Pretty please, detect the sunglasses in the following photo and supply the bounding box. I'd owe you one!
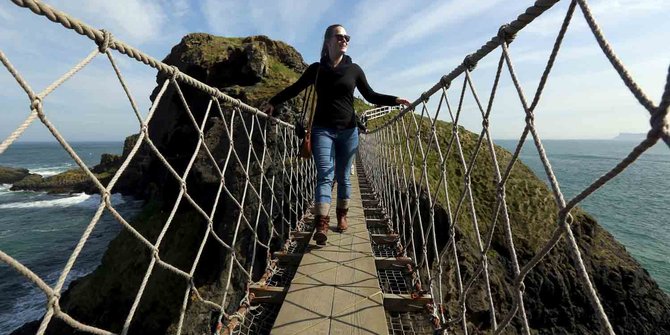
[333,34,351,43]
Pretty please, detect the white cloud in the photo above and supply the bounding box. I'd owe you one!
[31,0,169,45]
[1,0,667,142]
[202,0,335,44]
[525,0,670,36]
[357,0,504,67]
[347,0,416,45]
[160,0,191,18]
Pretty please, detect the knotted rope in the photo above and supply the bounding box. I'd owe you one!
[359,0,668,334]
[1,1,315,335]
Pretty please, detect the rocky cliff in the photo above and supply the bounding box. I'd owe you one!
[10,33,670,335]
[399,120,670,334]
[11,33,310,335]
[0,166,32,184]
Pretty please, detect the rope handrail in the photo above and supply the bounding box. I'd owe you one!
[1,0,668,334]
[367,0,561,134]
[359,0,668,333]
[1,1,316,334]
[6,0,293,134]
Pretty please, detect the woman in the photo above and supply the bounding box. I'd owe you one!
[263,24,410,245]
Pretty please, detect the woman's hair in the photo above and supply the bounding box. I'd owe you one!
[321,24,343,59]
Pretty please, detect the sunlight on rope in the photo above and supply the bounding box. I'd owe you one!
[359,0,669,334]
[1,0,668,334]
[1,1,316,335]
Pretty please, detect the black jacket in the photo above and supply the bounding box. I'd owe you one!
[269,55,397,129]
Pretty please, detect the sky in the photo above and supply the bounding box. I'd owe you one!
[0,0,668,142]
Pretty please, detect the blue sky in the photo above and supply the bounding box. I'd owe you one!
[0,0,668,141]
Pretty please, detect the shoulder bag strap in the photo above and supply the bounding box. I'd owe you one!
[305,65,320,129]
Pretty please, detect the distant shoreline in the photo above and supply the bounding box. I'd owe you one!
[494,137,646,141]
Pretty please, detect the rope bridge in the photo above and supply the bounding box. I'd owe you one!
[0,0,668,335]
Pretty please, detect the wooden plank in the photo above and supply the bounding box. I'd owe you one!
[383,293,433,312]
[272,252,302,265]
[271,283,334,335]
[374,256,413,270]
[272,192,347,334]
[272,171,389,335]
[370,233,400,244]
[326,176,388,335]
[248,285,287,304]
[290,231,313,239]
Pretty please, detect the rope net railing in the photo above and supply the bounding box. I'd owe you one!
[1,0,668,334]
[0,1,317,334]
[359,0,669,334]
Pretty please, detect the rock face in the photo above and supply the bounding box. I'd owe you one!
[8,136,142,195]
[0,166,31,183]
[10,34,670,335]
[397,121,670,334]
[10,34,310,335]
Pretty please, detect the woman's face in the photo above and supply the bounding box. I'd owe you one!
[328,26,349,57]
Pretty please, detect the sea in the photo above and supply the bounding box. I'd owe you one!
[0,140,668,334]
[496,139,669,295]
[0,142,143,334]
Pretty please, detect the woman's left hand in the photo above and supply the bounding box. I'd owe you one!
[396,97,411,107]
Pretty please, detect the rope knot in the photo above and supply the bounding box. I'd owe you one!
[497,24,516,44]
[481,118,490,129]
[30,96,43,111]
[152,248,160,260]
[462,54,478,71]
[463,175,471,185]
[140,122,149,134]
[525,112,535,125]
[101,191,111,205]
[440,75,451,89]
[229,311,245,323]
[97,29,113,53]
[650,104,669,137]
[47,292,61,310]
[496,183,505,197]
[420,92,430,103]
[168,65,180,80]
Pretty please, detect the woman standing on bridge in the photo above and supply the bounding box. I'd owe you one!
[263,24,410,245]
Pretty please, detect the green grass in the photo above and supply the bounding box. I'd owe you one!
[367,111,633,269]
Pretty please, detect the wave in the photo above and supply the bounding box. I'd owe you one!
[0,184,11,192]
[0,268,91,333]
[0,193,127,209]
[30,164,73,177]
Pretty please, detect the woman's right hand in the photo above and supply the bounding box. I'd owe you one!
[396,97,412,107]
[262,103,275,116]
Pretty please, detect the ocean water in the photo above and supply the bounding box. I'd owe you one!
[496,139,669,295]
[0,142,143,334]
[0,140,667,333]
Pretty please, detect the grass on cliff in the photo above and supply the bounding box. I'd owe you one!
[365,111,629,268]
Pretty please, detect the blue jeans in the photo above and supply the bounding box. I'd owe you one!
[311,126,359,206]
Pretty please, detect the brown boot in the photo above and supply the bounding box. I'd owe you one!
[336,208,348,232]
[313,215,329,245]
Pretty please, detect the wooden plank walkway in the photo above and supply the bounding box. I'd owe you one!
[272,173,388,335]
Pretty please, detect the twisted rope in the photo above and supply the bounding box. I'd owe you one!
[359,0,668,334]
[2,0,668,334]
[1,2,316,335]
[368,0,561,133]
